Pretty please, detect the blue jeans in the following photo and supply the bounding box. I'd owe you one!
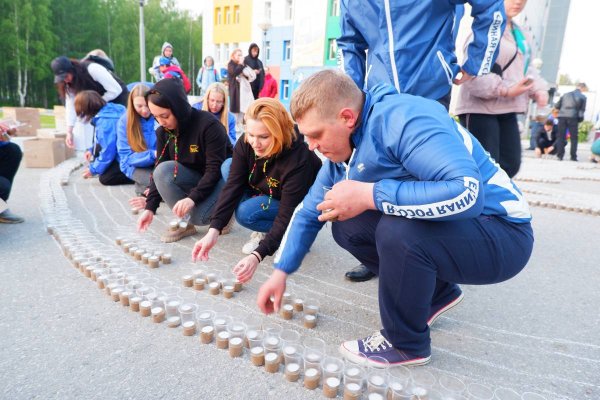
[153,160,225,226]
[221,157,280,233]
[332,210,533,357]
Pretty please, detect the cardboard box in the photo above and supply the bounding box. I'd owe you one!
[24,138,68,168]
[53,105,67,131]
[37,128,67,139]
[2,107,40,136]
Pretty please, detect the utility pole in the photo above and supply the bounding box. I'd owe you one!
[139,0,147,83]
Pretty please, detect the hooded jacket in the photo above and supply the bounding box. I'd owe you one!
[145,78,233,213]
[338,0,506,101]
[116,113,157,179]
[210,135,322,259]
[150,42,181,81]
[88,103,126,175]
[244,43,265,99]
[273,84,531,274]
[454,22,548,116]
[259,73,278,98]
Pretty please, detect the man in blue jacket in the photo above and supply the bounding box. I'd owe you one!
[338,0,506,282]
[256,70,533,366]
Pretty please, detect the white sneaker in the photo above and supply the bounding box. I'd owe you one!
[242,232,265,255]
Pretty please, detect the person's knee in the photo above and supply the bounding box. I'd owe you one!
[221,158,232,182]
[153,161,176,186]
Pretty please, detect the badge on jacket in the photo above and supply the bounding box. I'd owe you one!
[190,145,199,153]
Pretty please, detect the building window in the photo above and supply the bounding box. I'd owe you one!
[215,7,222,25]
[282,80,290,100]
[234,5,240,23]
[224,6,231,24]
[232,43,239,52]
[222,44,229,63]
[331,0,340,17]
[265,41,271,61]
[328,38,337,60]
[283,40,291,61]
[215,44,221,63]
[285,0,293,20]
[264,1,272,20]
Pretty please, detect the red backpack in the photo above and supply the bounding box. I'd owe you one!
[164,66,192,94]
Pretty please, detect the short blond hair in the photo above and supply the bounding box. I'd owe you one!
[245,98,296,157]
[290,69,362,121]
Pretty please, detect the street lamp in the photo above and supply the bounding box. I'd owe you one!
[257,19,272,64]
[139,0,147,83]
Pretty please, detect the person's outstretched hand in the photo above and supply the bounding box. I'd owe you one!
[257,269,287,314]
[233,255,260,283]
[129,196,147,210]
[173,197,194,218]
[191,228,220,262]
[137,210,154,232]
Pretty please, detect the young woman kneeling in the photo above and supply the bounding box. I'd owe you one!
[137,78,232,242]
[192,98,322,282]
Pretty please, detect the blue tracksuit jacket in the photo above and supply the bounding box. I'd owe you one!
[88,103,126,175]
[338,0,506,100]
[273,84,531,274]
[116,113,157,179]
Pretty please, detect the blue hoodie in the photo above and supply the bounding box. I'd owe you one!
[88,103,126,175]
[116,113,157,179]
[338,0,505,100]
[273,84,531,274]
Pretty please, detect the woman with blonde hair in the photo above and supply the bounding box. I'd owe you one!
[192,98,322,283]
[116,83,157,197]
[193,82,237,144]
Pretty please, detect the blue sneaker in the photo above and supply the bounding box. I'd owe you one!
[428,291,464,327]
[339,331,431,367]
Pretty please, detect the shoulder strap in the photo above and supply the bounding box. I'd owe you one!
[502,45,519,74]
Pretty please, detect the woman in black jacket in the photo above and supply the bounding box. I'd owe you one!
[192,98,322,283]
[137,78,232,242]
[244,43,265,100]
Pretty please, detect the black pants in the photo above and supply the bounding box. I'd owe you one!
[331,210,533,356]
[536,136,555,154]
[459,113,521,178]
[556,117,579,160]
[0,143,22,201]
[99,160,134,186]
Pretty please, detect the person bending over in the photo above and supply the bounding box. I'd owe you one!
[192,98,321,283]
[257,70,533,367]
[137,78,232,243]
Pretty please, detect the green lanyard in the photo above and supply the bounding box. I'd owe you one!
[511,24,530,74]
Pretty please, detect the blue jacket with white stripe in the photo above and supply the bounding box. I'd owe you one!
[273,84,531,274]
[88,103,126,176]
[338,0,505,101]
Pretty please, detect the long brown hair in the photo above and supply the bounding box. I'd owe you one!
[126,84,152,152]
[202,82,229,137]
[56,59,100,100]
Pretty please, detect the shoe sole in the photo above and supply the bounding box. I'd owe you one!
[427,292,464,327]
[0,218,24,224]
[160,227,196,243]
[338,343,431,366]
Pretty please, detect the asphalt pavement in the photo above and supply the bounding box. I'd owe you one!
[0,144,598,400]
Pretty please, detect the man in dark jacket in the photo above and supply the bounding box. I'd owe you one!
[244,43,265,99]
[554,82,588,161]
